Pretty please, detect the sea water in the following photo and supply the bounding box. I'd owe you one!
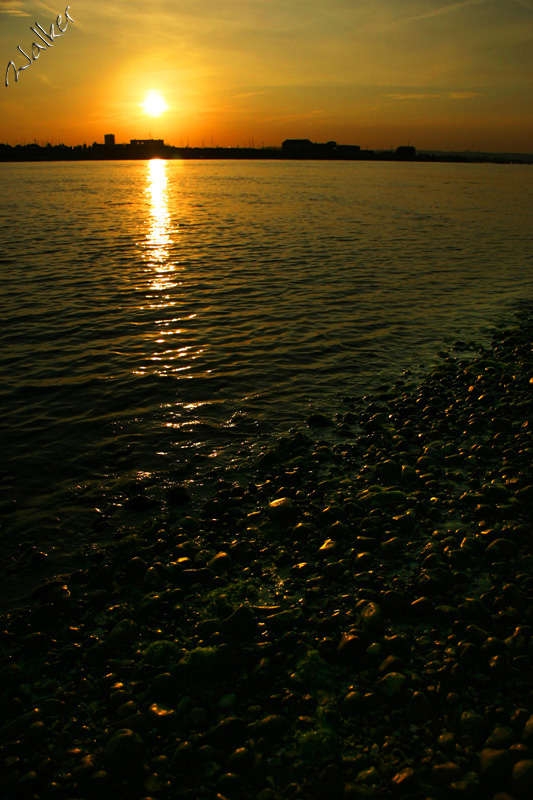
[1,158,532,604]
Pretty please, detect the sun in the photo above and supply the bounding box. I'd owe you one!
[141,90,168,117]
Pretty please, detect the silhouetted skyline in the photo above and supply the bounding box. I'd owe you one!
[1,1,532,153]
[1,136,531,164]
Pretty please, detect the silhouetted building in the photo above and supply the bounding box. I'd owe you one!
[336,144,361,156]
[396,145,416,159]
[282,139,315,152]
[104,134,115,146]
[130,139,164,147]
[282,139,361,158]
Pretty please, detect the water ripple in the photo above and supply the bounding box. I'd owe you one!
[1,159,532,600]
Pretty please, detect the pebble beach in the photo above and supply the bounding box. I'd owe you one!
[2,308,533,800]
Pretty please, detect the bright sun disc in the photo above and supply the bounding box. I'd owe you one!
[141,91,168,117]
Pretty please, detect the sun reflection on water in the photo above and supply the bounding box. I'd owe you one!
[145,159,176,292]
[136,160,204,380]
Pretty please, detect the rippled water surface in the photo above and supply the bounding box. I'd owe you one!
[1,159,532,601]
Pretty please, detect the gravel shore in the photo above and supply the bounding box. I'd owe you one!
[2,309,533,800]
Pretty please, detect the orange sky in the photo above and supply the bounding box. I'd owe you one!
[1,0,532,152]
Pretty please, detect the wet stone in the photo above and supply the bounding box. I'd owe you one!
[410,596,434,617]
[485,538,517,559]
[84,770,110,797]
[381,537,402,556]
[218,772,244,796]
[376,672,406,698]
[142,639,181,667]
[267,497,296,525]
[437,731,455,753]
[150,672,178,704]
[400,464,416,484]
[315,764,344,799]
[431,762,463,785]
[515,485,533,504]
[319,538,338,555]
[180,644,235,682]
[248,714,288,741]
[375,459,400,484]
[147,703,178,729]
[125,494,157,512]
[408,691,430,723]
[342,691,364,717]
[307,412,332,427]
[208,716,247,746]
[479,748,512,786]
[391,767,416,790]
[220,604,258,639]
[172,741,197,770]
[448,771,483,799]
[104,729,144,775]
[510,760,533,800]
[180,567,215,587]
[207,551,233,573]
[337,634,364,666]
[356,766,381,785]
[107,618,138,648]
[264,608,303,632]
[359,602,384,636]
[521,713,533,746]
[378,654,404,674]
[485,726,516,749]
[166,484,192,505]
[460,710,488,745]
[117,700,136,720]
[21,631,51,654]
[143,565,163,591]
[226,746,254,774]
[218,693,237,711]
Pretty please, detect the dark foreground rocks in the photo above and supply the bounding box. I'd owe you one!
[2,311,533,800]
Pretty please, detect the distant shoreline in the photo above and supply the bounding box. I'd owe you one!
[1,142,532,165]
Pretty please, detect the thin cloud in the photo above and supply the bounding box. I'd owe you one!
[261,109,324,123]
[398,0,494,25]
[231,91,270,99]
[35,72,58,89]
[386,91,482,100]
[448,91,483,99]
[0,1,30,16]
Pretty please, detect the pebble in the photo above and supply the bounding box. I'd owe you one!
[376,672,406,697]
[432,762,463,785]
[107,618,138,648]
[520,713,533,746]
[359,602,384,635]
[479,748,512,785]
[104,729,144,775]
[3,312,533,800]
[510,760,533,800]
[267,497,297,524]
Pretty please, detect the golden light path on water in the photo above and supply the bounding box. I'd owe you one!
[145,158,175,290]
[137,159,184,379]
[140,160,206,434]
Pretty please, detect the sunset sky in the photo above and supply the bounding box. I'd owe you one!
[1,0,532,152]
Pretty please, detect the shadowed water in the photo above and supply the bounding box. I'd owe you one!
[1,158,532,602]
